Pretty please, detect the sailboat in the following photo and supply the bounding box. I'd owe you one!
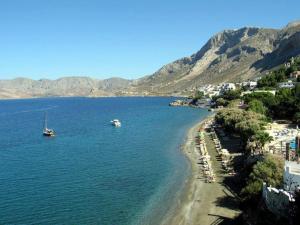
[43,112,55,137]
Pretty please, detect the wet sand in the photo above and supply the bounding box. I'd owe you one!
[162,117,240,225]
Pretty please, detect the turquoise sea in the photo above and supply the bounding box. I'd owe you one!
[0,97,209,225]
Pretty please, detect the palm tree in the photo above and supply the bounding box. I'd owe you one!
[252,131,273,154]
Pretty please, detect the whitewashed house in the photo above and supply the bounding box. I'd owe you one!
[262,160,300,218]
[262,183,294,218]
[242,81,257,90]
[284,161,300,191]
[278,80,295,89]
[220,83,236,93]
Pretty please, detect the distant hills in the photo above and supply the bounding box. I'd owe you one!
[1,21,300,98]
[0,77,132,98]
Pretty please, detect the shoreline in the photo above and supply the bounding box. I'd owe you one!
[0,95,187,101]
[161,114,240,225]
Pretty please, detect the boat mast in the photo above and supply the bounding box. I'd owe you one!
[44,112,47,130]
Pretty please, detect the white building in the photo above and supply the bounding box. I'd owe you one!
[242,81,257,90]
[220,83,236,93]
[262,183,294,218]
[278,80,295,89]
[207,91,221,98]
[284,161,300,191]
[241,90,276,97]
[262,160,300,218]
[197,85,221,98]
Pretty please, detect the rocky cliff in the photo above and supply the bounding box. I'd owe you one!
[130,21,300,95]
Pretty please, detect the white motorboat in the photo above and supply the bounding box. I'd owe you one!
[111,119,121,127]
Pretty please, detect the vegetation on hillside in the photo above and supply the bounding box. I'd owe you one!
[214,57,300,225]
[257,56,300,89]
[243,84,300,125]
[257,68,287,88]
[241,154,284,200]
[212,89,242,107]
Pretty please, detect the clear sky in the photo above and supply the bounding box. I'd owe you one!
[0,0,299,80]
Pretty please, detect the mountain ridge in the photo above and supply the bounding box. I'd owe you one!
[0,77,133,98]
[1,21,300,98]
[131,21,300,95]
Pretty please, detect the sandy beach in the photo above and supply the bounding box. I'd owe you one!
[162,117,240,225]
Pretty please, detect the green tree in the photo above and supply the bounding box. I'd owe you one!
[215,108,244,130]
[215,97,228,107]
[247,99,267,115]
[242,154,284,200]
[227,99,241,108]
[295,83,300,99]
[216,108,266,134]
[222,89,242,100]
[190,90,204,105]
[275,88,296,118]
[252,131,273,154]
[235,119,264,143]
[216,109,269,151]
[194,90,204,100]
[257,73,277,88]
[243,92,278,116]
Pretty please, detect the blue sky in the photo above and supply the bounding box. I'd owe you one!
[0,0,299,80]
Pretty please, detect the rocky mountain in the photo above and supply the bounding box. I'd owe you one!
[130,21,300,95]
[1,21,300,98]
[0,77,132,98]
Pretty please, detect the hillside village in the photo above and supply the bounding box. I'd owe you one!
[171,56,300,224]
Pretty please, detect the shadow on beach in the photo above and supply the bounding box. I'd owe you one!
[214,193,240,211]
[209,213,244,225]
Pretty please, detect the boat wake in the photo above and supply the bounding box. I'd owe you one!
[0,105,58,117]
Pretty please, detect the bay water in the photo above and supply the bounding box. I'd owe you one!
[0,97,209,225]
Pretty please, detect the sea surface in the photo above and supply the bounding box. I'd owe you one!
[0,97,209,225]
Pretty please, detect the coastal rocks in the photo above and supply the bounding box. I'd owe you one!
[169,99,190,106]
[169,98,211,108]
